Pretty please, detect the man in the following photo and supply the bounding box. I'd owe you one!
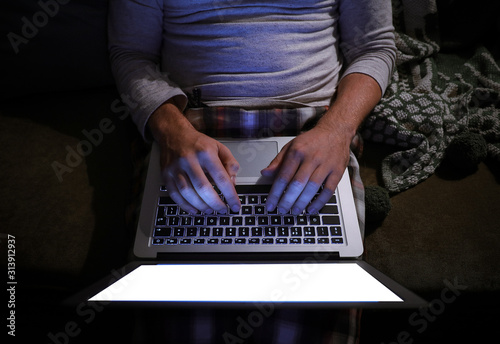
[108,0,396,218]
[108,0,395,341]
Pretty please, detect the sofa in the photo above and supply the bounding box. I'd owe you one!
[1,0,499,343]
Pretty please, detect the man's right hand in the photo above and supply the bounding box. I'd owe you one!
[148,100,241,215]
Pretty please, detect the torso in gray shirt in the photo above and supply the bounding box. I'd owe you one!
[108,0,396,136]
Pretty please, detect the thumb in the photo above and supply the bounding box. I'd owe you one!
[261,149,285,177]
[218,143,240,183]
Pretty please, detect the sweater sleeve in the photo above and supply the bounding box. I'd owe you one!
[108,0,187,140]
[338,0,397,95]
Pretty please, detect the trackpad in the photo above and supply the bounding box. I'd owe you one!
[222,141,279,180]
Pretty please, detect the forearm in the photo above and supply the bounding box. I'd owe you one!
[317,72,382,142]
[108,0,187,140]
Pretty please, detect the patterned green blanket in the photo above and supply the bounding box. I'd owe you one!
[361,0,500,193]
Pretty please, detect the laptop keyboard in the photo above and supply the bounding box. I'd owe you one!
[151,185,344,246]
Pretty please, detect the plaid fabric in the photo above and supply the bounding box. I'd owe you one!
[184,106,329,138]
[133,107,365,344]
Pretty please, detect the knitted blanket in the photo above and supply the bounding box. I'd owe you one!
[360,0,500,193]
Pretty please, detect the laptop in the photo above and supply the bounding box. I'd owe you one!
[66,137,426,308]
[134,137,364,259]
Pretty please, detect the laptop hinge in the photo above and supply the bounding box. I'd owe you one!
[156,251,341,262]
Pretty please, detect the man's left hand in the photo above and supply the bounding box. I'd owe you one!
[261,123,352,215]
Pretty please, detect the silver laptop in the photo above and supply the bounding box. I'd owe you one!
[66,136,426,307]
[134,136,364,259]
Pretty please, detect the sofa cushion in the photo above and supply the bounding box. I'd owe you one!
[0,88,135,291]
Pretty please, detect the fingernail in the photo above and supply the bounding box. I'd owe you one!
[231,204,240,213]
[266,202,275,212]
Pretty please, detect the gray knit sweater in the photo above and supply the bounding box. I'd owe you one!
[108,0,396,138]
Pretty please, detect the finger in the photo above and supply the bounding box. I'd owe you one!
[182,156,228,214]
[290,178,323,215]
[265,149,301,212]
[276,162,318,214]
[307,172,342,214]
[260,141,289,177]
[215,144,241,212]
[163,171,203,215]
[167,171,213,214]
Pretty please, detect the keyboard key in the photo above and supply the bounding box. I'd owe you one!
[181,217,192,226]
[208,238,219,244]
[159,196,175,205]
[152,238,164,245]
[168,216,180,226]
[265,227,276,236]
[270,216,281,225]
[213,228,223,236]
[290,238,301,244]
[277,227,289,236]
[322,216,341,225]
[276,238,287,244]
[187,228,197,236]
[200,228,210,236]
[166,238,177,244]
[180,239,191,244]
[221,238,232,244]
[207,217,218,226]
[332,238,344,244]
[318,238,329,244]
[320,205,338,214]
[232,217,243,226]
[235,238,246,244]
[309,215,320,225]
[291,227,302,236]
[242,206,253,215]
[260,195,267,203]
[194,217,205,226]
[297,216,307,225]
[304,238,316,244]
[251,228,263,236]
[242,217,254,226]
[255,206,265,215]
[173,228,184,236]
[248,195,259,204]
[219,217,230,226]
[194,239,205,244]
[317,226,329,236]
[154,227,171,237]
[262,238,274,244]
[330,226,342,236]
[249,238,260,244]
[155,216,166,226]
[258,216,269,225]
[225,227,236,236]
[304,227,315,236]
[238,195,246,204]
[238,227,249,236]
[284,216,294,225]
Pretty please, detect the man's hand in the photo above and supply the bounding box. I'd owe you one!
[148,101,241,214]
[261,122,351,215]
[262,72,383,215]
